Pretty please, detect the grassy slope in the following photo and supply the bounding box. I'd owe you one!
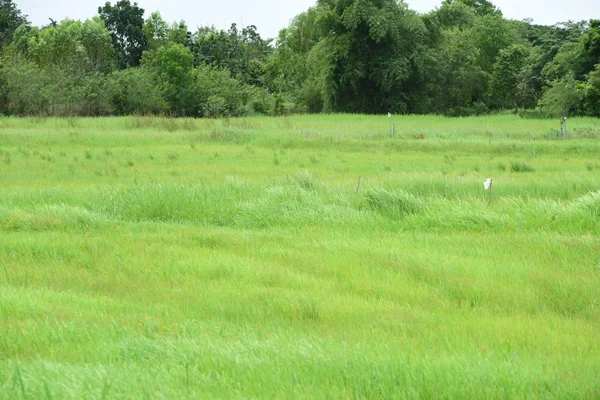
[0,114,599,399]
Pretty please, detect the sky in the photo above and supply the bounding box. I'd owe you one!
[18,0,600,39]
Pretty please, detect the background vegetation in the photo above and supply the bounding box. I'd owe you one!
[0,0,599,118]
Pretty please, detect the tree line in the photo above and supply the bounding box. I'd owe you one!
[0,0,598,118]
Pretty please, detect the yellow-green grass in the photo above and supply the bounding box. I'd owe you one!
[1,114,599,399]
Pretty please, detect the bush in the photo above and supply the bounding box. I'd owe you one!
[296,78,324,113]
[518,110,555,119]
[203,95,228,118]
[108,68,164,115]
[152,43,195,116]
[0,60,116,116]
[251,97,269,115]
[472,101,490,116]
[195,64,250,117]
[0,59,51,115]
[445,107,473,117]
[272,93,285,116]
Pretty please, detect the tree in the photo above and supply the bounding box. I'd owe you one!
[576,20,600,79]
[98,0,147,69]
[442,0,502,18]
[190,24,243,72]
[142,12,192,65]
[436,27,488,113]
[584,63,600,117]
[81,18,117,73]
[515,46,545,109]
[151,43,194,115]
[436,0,477,29]
[265,8,324,112]
[143,11,169,52]
[0,59,50,115]
[471,13,515,73]
[189,23,271,86]
[543,41,579,81]
[539,73,583,117]
[0,0,28,49]
[302,0,428,113]
[239,25,272,86]
[9,19,114,73]
[194,64,250,117]
[108,67,163,114]
[3,18,116,116]
[168,21,191,48]
[490,44,529,111]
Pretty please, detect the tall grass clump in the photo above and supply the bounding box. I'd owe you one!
[388,177,472,200]
[206,127,247,144]
[95,183,246,226]
[234,172,371,228]
[235,185,332,228]
[284,171,320,191]
[0,204,109,232]
[363,188,422,219]
[511,161,535,173]
[125,115,156,129]
[569,191,600,218]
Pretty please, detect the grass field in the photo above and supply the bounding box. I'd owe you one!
[1,114,600,399]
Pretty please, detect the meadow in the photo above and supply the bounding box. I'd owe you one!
[1,114,599,399]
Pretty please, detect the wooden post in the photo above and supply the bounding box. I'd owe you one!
[392,123,395,138]
[488,180,493,205]
[356,176,362,194]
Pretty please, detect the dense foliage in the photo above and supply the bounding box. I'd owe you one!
[0,0,598,117]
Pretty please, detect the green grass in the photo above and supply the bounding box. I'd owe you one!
[1,114,599,399]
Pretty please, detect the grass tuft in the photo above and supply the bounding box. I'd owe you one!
[364,188,422,219]
[510,161,535,173]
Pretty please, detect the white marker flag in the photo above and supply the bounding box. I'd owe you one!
[388,113,391,118]
[484,178,492,191]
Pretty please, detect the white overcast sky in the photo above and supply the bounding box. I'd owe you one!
[18,0,600,38]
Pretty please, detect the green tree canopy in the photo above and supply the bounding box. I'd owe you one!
[143,11,169,52]
[584,63,600,117]
[539,72,583,117]
[442,0,502,17]
[490,44,529,111]
[300,0,429,113]
[10,18,114,73]
[151,42,194,115]
[0,0,28,49]
[576,20,600,79]
[0,0,598,118]
[98,0,147,69]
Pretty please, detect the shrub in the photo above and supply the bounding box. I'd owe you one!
[203,95,229,118]
[472,101,489,116]
[108,68,164,115]
[272,93,285,116]
[195,64,250,117]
